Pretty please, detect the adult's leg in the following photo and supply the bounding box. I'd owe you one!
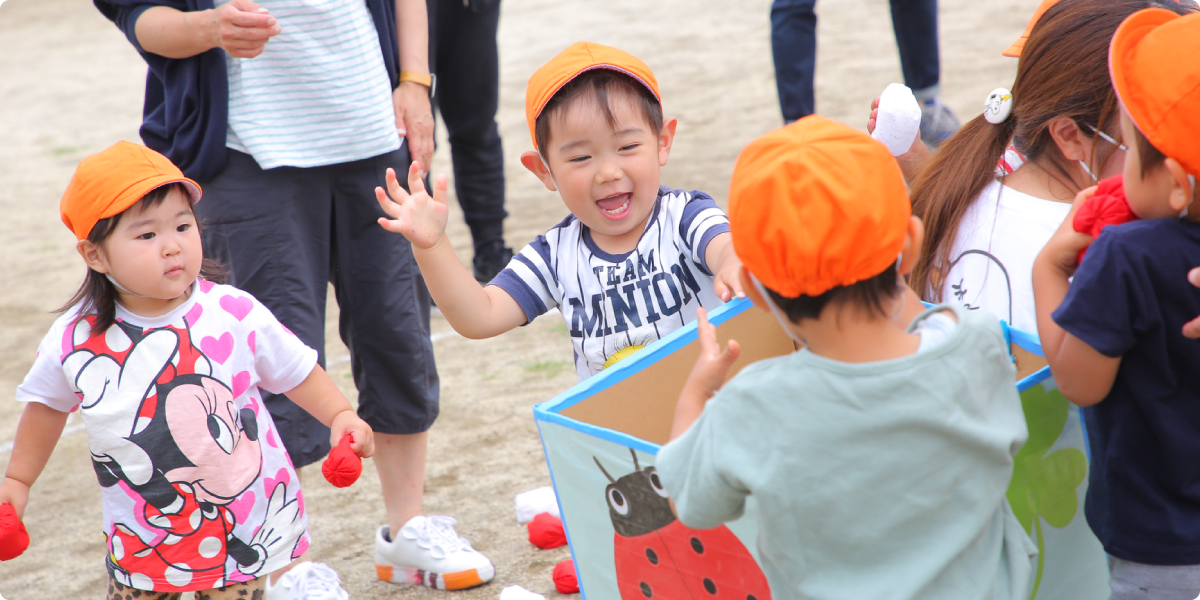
[195,151,334,468]
[328,146,439,534]
[433,0,509,280]
[770,0,818,122]
[888,0,939,96]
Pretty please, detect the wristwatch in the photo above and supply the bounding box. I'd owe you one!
[399,71,437,97]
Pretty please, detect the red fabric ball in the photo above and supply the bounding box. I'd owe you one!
[527,512,567,549]
[1073,174,1138,263]
[321,434,362,488]
[0,504,30,561]
[553,559,579,594]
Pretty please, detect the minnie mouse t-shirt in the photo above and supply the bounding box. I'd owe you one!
[15,280,316,592]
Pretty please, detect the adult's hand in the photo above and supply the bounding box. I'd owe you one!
[208,0,281,59]
[393,81,435,175]
[1184,267,1200,338]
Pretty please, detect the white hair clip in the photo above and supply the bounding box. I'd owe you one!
[983,88,1013,125]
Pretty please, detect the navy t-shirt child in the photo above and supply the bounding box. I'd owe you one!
[1054,218,1200,565]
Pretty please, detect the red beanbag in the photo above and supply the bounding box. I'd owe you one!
[321,434,362,488]
[553,559,579,594]
[0,504,30,561]
[527,512,567,549]
[1073,174,1138,263]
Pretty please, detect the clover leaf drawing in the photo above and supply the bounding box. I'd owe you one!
[1005,381,1087,599]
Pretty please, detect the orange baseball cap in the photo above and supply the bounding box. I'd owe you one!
[60,141,201,241]
[525,41,661,151]
[728,116,910,298]
[1110,8,1200,178]
[1002,0,1060,58]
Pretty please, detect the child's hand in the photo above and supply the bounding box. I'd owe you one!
[0,477,30,521]
[375,161,450,251]
[1184,267,1200,339]
[1037,185,1098,278]
[683,308,741,401]
[713,252,745,302]
[330,411,375,459]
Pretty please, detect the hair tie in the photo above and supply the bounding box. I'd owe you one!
[983,88,1014,124]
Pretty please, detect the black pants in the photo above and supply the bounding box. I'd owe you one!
[771,0,940,122]
[429,0,507,253]
[196,148,440,467]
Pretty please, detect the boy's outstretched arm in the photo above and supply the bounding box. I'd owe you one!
[704,233,745,302]
[0,403,70,519]
[376,162,527,339]
[285,365,375,458]
[669,308,740,441]
[1032,187,1121,407]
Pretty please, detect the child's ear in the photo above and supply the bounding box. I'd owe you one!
[898,216,925,275]
[738,266,769,312]
[1164,157,1195,214]
[520,151,558,192]
[658,117,679,167]
[76,239,109,274]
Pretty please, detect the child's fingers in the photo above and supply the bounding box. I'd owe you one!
[870,96,880,110]
[695,307,720,355]
[430,174,449,206]
[1189,266,1200,288]
[382,167,411,205]
[406,161,427,197]
[719,339,741,368]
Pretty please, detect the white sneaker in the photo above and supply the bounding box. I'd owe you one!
[264,561,349,600]
[374,516,496,590]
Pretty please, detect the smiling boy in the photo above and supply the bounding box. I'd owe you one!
[375,42,742,380]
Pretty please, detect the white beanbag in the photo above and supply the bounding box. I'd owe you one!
[871,83,922,156]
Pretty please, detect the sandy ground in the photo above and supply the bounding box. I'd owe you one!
[0,0,1037,597]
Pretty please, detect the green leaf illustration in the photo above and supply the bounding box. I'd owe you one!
[1004,381,1088,599]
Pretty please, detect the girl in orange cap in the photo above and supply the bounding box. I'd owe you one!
[1033,8,1200,597]
[0,142,374,599]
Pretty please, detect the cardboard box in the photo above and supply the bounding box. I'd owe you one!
[534,298,1108,599]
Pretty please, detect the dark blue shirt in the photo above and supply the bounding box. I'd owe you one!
[1054,218,1200,564]
[93,0,400,181]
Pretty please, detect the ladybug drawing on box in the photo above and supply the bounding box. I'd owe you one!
[595,450,772,600]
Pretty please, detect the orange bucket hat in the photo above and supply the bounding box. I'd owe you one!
[728,116,910,298]
[1002,0,1060,58]
[61,141,201,241]
[1110,8,1200,178]
[525,41,661,152]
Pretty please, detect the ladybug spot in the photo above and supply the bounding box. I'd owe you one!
[645,548,658,565]
[703,578,717,595]
[640,581,652,598]
[748,596,758,600]
[690,537,704,554]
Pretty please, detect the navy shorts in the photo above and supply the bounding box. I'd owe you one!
[196,147,439,467]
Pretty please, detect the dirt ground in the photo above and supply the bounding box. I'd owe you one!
[0,0,1037,597]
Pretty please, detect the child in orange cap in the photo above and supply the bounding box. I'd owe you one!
[375,41,743,380]
[0,141,374,598]
[1032,8,1200,597]
[657,116,1036,599]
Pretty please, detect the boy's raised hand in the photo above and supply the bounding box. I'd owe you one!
[670,308,740,441]
[375,161,450,250]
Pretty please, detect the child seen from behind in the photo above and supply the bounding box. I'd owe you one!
[1032,9,1200,598]
[0,142,374,598]
[375,42,742,380]
[657,117,1036,599]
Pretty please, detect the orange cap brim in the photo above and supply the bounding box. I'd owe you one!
[1002,0,1060,58]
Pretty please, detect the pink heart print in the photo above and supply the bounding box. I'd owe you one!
[228,490,256,531]
[185,303,204,327]
[232,371,251,399]
[200,332,234,365]
[199,279,215,293]
[248,331,257,355]
[220,295,254,321]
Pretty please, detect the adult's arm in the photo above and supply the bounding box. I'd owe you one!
[134,0,279,59]
[393,0,435,172]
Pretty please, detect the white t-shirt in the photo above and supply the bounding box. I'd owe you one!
[219,0,400,169]
[16,280,316,592]
[941,179,1071,333]
[491,186,730,380]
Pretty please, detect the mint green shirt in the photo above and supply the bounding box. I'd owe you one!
[657,304,1036,599]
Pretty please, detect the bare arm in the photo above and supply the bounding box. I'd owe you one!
[376,163,527,338]
[704,233,744,302]
[1032,188,1121,406]
[134,0,279,60]
[0,403,70,519]
[285,366,375,457]
[392,0,435,172]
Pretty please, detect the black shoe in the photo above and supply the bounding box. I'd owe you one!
[473,243,514,284]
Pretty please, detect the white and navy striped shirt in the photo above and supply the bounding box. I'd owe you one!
[492,186,731,381]
[219,0,401,169]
